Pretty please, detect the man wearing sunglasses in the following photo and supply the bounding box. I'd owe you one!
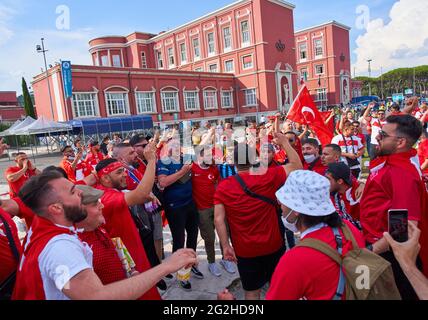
[360,114,427,300]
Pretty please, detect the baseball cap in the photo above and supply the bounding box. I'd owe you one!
[76,185,104,205]
[326,162,352,186]
[275,170,336,216]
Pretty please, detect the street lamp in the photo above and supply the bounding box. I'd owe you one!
[36,38,55,120]
[367,59,372,96]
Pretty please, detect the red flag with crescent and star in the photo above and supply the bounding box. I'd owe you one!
[287,85,333,146]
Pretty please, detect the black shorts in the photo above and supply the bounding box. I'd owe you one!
[237,247,285,292]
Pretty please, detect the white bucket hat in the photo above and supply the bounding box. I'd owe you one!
[275,170,336,216]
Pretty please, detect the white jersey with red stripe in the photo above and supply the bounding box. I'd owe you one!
[331,134,364,169]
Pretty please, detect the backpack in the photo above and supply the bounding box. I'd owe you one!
[297,223,401,300]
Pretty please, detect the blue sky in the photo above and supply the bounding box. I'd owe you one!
[1,0,427,93]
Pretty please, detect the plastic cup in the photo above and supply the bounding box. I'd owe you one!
[176,267,191,282]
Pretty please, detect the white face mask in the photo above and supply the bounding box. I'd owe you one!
[303,154,317,164]
[281,210,299,233]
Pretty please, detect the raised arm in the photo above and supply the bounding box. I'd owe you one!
[124,143,157,207]
[273,133,303,176]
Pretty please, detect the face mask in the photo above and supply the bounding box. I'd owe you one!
[67,156,75,162]
[303,154,317,164]
[281,210,299,233]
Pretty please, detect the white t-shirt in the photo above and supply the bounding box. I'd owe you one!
[331,134,364,169]
[38,232,93,300]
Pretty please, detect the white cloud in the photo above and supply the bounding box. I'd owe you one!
[353,0,428,76]
[0,4,16,45]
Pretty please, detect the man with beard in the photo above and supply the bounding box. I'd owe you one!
[94,143,163,299]
[360,114,427,300]
[12,171,197,300]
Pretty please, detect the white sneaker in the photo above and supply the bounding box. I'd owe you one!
[208,263,222,277]
[220,259,236,274]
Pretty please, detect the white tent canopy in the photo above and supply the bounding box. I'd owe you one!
[12,116,72,135]
[0,116,36,137]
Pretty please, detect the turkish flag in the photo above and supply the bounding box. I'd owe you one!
[320,111,335,134]
[287,85,333,146]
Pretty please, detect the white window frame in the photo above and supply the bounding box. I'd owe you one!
[156,50,164,69]
[314,38,324,59]
[300,68,308,82]
[112,54,121,67]
[223,26,232,52]
[315,64,324,75]
[135,91,157,114]
[193,37,201,60]
[221,90,233,109]
[194,67,204,72]
[207,32,215,56]
[209,64,218,73]
[101,55,109,67]
[105,92,130,116]
[203,90,218,110]
[183,91,200,111]
[167,47,175,68]
[299,42,307,62]
[240,20,250,47]
[141,52,147,68]
[179,43,187,64]
[244,88,257,107]
[316,88,327,102]
[72,92,100,119]
[161,90,180,113]
[224,59,234,73]
[242,54,253,70]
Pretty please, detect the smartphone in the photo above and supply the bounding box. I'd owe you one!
[388,209,408,243]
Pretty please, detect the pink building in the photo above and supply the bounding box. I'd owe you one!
[0,91,25,122]
[32,0,357,126]
[295,21,359,107]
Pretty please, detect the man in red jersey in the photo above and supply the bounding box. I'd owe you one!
[360,114,428,300]
[85,141,105,170]
[301,138,327,176]
[192,147,236,277]
[5,152,40,197]
[214,133,302,300]
[59,146,92,184]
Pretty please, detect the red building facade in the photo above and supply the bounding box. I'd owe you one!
[32,0,359,125]
[0,91,25,122]
[295,21,360,107]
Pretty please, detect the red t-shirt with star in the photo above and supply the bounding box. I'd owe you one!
[191,163,219,210]
[266,220,365,300]
[95,185,160,299]
[214,166,286,258]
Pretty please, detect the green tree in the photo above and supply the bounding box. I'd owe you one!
[21,77,36,118]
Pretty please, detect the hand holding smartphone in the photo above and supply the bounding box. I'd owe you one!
[388,209,409,243]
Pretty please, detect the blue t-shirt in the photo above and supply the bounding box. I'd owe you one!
[157,158,193,209]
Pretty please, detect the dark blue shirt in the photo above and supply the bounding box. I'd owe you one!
[157,158,193,209]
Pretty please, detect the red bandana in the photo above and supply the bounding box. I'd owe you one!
[97,162,123,178]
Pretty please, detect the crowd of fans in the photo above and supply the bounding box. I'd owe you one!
[0,96,428,300]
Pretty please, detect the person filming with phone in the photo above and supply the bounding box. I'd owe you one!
[360,114,426,300]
